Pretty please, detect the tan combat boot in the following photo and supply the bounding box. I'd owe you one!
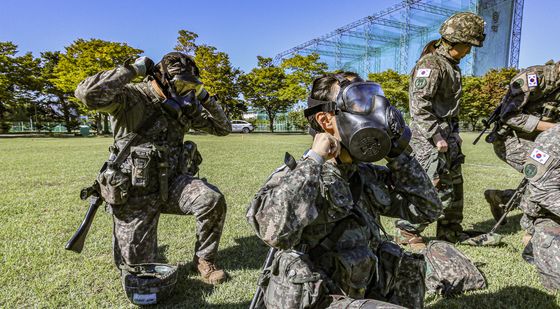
[484,189,508,225]
[193,256,228,285]
[395,228,426,251]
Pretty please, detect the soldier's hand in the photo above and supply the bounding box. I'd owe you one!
[131,56,155,77]
[312,133,340,161]
[433,133,448,153]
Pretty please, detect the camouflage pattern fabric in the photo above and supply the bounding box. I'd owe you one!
[247,151,442,308]
[328,296,406,309]
[424,240,486,296]
[492,135,535,173]
[75,65,231,268]
[439,12,485,47]
[396,44,463,237]
[520,125,560,290]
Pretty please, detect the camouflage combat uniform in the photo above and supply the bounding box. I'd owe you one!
[396,44,465,239]
[75,64,231,267]
[520,125,560,290]
[494,60,560,173]
[490,61,560,229]
[247,151,442,308]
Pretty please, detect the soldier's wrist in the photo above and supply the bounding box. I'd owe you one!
[303,149,325,165]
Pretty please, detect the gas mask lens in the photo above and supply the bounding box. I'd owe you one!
[341,82,384,114]
[172,77,203,96]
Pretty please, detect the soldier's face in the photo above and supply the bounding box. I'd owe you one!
[449,43,472,60]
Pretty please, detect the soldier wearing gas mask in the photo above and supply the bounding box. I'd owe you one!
[484,60,560,242]
[74,52,231,303]
[246,73,442,309]
[395,12,486,246]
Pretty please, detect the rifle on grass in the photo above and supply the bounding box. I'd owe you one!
[65,181,103,253]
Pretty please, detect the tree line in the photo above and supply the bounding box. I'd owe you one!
[0,29,518,134]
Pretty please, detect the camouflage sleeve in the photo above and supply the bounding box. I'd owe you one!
[500,71,540,133]
[246,159,322,249]
[74,66,137,115]
[191,94,232,136]
[382,152,443,224]
[409,57,444,139]
[525,166,560,218]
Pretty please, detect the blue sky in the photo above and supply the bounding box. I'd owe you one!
[0,0,557,72]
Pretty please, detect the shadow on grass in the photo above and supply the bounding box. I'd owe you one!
[217,235,270,272]
[428,286,559,309]
[471,213,524,236]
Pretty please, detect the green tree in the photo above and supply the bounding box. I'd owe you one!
[288,109,308,131]
[174,30,198,55]
[52,38,142,134]
[368,69,409,112]
[239,57,289,132]
[0,41,43,132]
[279,53,328,103]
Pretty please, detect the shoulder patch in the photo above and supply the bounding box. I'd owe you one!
[416,68,431,78]
[530,148,550,164]
[523,163,538,178]
[415,78,427,89]
[527,73,538,88]
[512,78,524,89]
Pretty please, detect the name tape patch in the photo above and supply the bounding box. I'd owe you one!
[530,148,550,165]
[133,293,157,305]
[416,68,431,78]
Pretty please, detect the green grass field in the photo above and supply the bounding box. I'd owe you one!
[1,133,559,308]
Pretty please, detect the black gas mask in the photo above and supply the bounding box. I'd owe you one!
[154,52,204,124]
[304,75,411,162]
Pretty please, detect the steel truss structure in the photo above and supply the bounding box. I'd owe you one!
[273,0,524,77]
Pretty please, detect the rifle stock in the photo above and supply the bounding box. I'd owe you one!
[65,195,103,253]
[249,247,278,309]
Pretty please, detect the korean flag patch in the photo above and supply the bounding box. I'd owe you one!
[530,148,550,164]
[416,68,431,78]
[527,73,538,88]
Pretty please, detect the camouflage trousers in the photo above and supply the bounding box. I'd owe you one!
[531,217,560,290]
[396,134,462,235]
[492,135,534,173]
[112,174,227,267]
[327,296,406,309]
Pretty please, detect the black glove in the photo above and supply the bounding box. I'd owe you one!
[130,56,155,77]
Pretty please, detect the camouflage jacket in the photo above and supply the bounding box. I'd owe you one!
[521,125,560,221]
[500,61,560,134]
[247,153,442,297]
[409,45,462,141]
[75,66,231,184]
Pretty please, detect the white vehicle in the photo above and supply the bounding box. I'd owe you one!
[231,120,254,133]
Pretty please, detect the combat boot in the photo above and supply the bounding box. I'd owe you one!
[436,223,470,243]
[193,256,228,285]
[395,228,426,251]
[484,189,514,224]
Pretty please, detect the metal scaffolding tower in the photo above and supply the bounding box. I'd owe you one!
[274,0,523,77]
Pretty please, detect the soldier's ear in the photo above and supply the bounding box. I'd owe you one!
[315,112,336,134]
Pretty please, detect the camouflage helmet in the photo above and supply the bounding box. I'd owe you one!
[121,263,178,305]
[439,12,486,47]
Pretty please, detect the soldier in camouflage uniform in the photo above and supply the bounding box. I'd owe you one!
[519,125,560,290]
[395,12,486,245]
[247,73,442,308]
[75,52,231,285]
[485,60,560,233]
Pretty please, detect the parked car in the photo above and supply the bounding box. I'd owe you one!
[231,120,254,133]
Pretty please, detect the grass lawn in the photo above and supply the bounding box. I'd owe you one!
[1,132,559,308]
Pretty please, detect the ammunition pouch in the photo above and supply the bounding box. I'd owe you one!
[542,103,560,122]
[130,146,156,188]
[181,140,203,175]
[264,250,326,309]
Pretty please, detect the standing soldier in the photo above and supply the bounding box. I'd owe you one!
[74,52,231,302]
[395,12,486,246]
[484,60,560,239]
[518,125,560,291]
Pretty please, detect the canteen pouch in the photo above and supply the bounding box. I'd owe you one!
[181,140,203,175]
[97,167,130,205]
[264,250,325,309]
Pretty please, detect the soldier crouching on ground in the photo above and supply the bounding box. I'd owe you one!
[484,60,560,245]
[246,72,443,308]
[74,52,231,291]
[519,125,560,290]
[395,12,486,247]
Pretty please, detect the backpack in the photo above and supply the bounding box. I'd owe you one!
[424,240,486,296]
